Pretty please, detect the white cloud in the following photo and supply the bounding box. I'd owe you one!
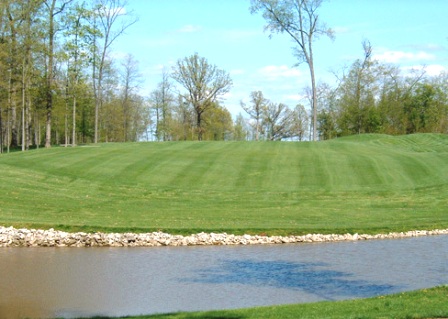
[230,69,246,76]
[405,43,447,52]
[178,25,202,33]
[258,65,302,80]
[402,64,446,77]
[284,94,305,102]
[373,50,435,63]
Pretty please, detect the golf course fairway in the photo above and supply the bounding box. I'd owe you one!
[0,133,447,235]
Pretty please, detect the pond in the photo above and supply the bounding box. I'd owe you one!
[0,235,447,319]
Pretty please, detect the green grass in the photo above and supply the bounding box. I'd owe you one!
[1,133,447,235]
[78,286,448,319]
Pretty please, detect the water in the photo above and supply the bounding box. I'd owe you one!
[0,235,447,319]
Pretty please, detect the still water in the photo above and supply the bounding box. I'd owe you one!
[0,235,447,319]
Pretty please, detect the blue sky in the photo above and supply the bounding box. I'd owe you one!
[112,0,448,116]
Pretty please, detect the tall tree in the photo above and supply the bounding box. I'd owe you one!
[119,53,140,142]
[19,0,40,151]
[0,0,7,152]
[336,41,385,135]
[241,90,267,141]
[172,95,195,141]
[62,1,97,146]
[43,0,73,148]
[5,1,21,149]
[250,0,334,141]
[150,70,174,141]
[291,103,308,140]
[233,113,249,141]
[171,53,232,141]
[92,0,137,143]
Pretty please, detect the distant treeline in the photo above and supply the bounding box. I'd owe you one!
[315,45,448,140]
[1,1,446,152]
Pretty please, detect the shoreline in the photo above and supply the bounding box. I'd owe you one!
[1,226,448,247]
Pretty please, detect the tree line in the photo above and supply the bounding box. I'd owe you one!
[316,40,448,140]
[1,0,446,152]
[0,0,143,152]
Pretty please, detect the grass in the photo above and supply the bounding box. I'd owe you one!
[78,286,448,319]
[0,133,447,235]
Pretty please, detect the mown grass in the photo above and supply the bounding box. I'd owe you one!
[79,286,448,319]
[0,133,447,235]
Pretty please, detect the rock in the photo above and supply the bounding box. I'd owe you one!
[0,225,447,248]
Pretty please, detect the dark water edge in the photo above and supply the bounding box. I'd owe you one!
[0,235,447,319]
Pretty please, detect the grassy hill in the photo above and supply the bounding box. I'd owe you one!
[0,134,447,235]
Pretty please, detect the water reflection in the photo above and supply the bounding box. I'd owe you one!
[0,235,446,319]
[182,260,398,300]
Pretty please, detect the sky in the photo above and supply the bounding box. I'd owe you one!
[111,0,448,116]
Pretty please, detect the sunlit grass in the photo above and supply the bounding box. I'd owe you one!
[80,286,448,319]
[0,133,447,235]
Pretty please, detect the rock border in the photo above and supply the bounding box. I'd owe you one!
[1,226,447,247]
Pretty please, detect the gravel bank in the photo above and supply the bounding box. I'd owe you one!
[1,226,447,247]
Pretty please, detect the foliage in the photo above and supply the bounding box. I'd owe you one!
[242,91,308,141]
[317,42,448,139]
[241,91,267,140]
[0,0,144,152]
[171,53,233,141]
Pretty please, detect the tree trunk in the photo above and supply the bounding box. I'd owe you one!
[26,95,31,150]
[310,61,318,141]
[197,110,203,141]
[10,102,18,148]
[0,106,3,153]
[45,0,56,148]
[72,96,76,146]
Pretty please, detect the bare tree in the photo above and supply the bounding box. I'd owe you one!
[171,53,232,141]
[120,53,140,142]
[92,0,137,143]
[262,102,300,140]
[292,104,308,140]
[150,70,174,141]
[241,91,268,141]
[250,0,334,141]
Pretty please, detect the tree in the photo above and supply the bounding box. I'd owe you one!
[291,104,308,140]
[404,83,447,133]
[62,1,98,146]
[43,0,74,148]
[262,102,300,140]
[241,90,267,141]
[5,1,21,149]
[171,53,232,141]
[233,113,249,141]
[92,0,137,143]
[0,0,7,152]
[3,0,42,151]
[250,0,334,141]
[335,41,384,135]
[119,53,140,142]
[171,95,195,141]
[150,70,174,141]
[202,102,233,140]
